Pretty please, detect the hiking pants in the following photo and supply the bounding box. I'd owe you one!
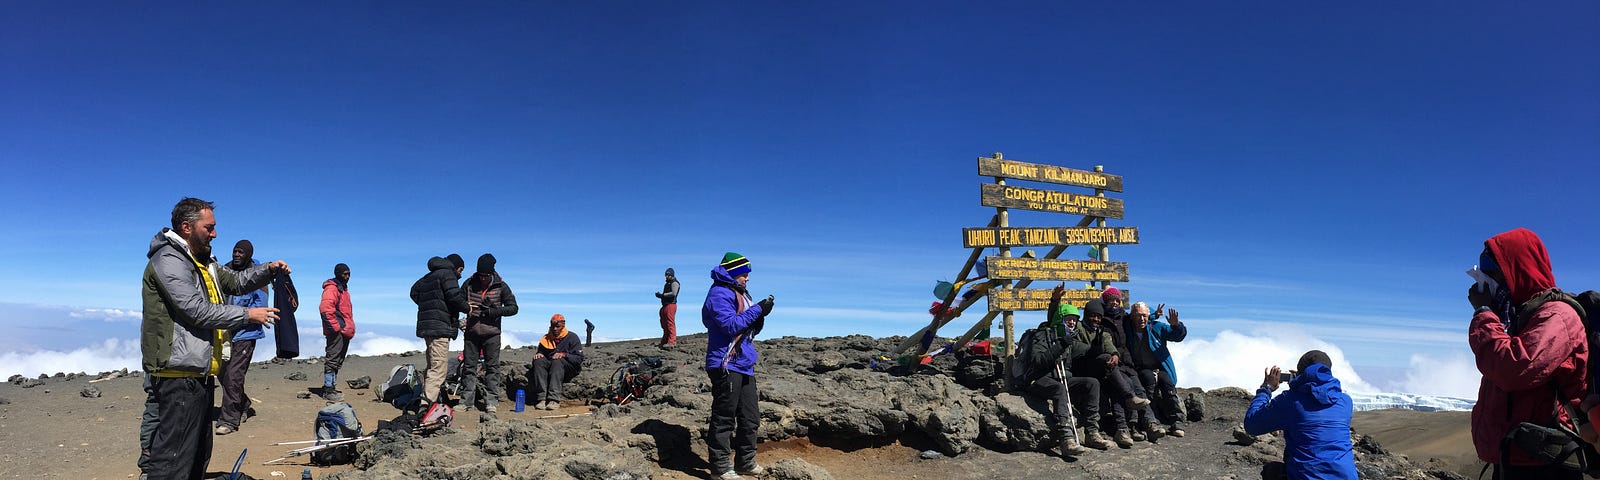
[423,337,451,403]
[218,339,256,429]
[529,356,568,403]
[1136,367,1184,429]
[707,368,759,473]
[461,332,502,406]
[323,333,349,379]
[659,303,678,346]
[139,376,157,474]
[1102,365,1152,432]
[148,376,214,480]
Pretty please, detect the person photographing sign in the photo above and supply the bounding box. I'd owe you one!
[702,252,772,479]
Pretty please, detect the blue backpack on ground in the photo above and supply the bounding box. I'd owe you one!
[311,402,362,466]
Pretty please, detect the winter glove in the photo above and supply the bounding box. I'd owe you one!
[757,296,775,317]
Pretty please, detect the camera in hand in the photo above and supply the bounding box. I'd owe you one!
[1279,371,1294,383]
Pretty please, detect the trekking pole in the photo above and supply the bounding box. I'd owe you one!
[533,412,594,420]
[1056,361,1079,444]
[272,437,356,446]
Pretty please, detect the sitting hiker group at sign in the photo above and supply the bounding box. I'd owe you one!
[1013,284,1189,455]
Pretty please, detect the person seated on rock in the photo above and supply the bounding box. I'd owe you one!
[1126,301,1188,438]
[527,314,584,410]
[1013,284,1113,456]
[1244,350,1357,480]
[1077,299,1151,448]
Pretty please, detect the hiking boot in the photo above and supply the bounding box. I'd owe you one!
[1113,430,1134,448]
[737,463,766,476]
[321,389,344,402]
[214,424,235,435]
[1144,422,1164,441]
[1168,426,1186,438]
[1123,396,1150,409]
[1082,431,1113,450]
[715,470,743,480]
[1129,430,1146,442]
[485,403,498,413]
[545,400,559,410]
[1059,437,1088,456]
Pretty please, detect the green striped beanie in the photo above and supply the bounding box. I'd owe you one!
[720,252,751,277]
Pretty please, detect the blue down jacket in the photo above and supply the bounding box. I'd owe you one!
[702,266,765,376]
[1244,363,1357,480]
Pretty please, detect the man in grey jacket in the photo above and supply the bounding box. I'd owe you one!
[656,267,680,348]
[141,197,288,480]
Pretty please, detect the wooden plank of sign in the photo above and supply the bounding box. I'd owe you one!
[987,288,1128,312]
[976,156,1124,192]
[984,256,1130,282]
[963,227,1139,248]
[980,183,1125,219]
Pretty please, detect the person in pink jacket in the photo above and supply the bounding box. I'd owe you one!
[319,263,355,401]
[1468,228,1588,480]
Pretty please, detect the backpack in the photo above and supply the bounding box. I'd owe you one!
[1010,325,1065,389]
[375,364,423,409]
[607,356,664,405]
[310,403,362,466]
[1496,290,1600,478]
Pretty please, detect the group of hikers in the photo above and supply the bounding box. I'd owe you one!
[131,195,1599,480]
[136,198,589,480]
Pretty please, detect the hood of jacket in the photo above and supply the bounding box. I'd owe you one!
[427,256,454,273]
[1289,363,1344,407]
[1486,228,1556,304]
[148,229,192,260]
[710,266,744,291]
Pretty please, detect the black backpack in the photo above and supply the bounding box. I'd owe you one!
[1010,325,1065,388]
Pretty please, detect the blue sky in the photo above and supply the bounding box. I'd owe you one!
[1,2,1595,397]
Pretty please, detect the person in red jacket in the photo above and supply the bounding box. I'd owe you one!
[319,263,355,401]
[1468,228,1588,480]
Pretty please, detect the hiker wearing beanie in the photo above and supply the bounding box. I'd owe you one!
[1014,284,1113,455]
[1078,298,1151,448]
[140,198,289,480]
[1467,228,1588,480]
[318,263,355,401]
[411,255,470,405]
[460,253,519,413]
[1127,301,1188,438]
[656,267,681,348]
[1245,350,1357,480]
[703,252,773,479]
[527,314,583,410]
[216,240,268,436]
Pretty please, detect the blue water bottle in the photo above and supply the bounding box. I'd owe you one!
[514,389,525,412]
[302,467,313,480]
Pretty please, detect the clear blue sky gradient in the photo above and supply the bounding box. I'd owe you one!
[2,2,1596,393]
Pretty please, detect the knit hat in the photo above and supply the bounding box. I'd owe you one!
[720,252,751,277]
[334,263,350,275]
[550,313,566,324]
[477,253,496,274]
[1101,287,1122,302]
[446,253,465,271]
[1083,299,1105,318]
[665,267,675,277]
[1055,303,1080,319]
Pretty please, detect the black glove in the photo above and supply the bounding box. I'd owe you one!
[655,292,663,298]
[757,296,775,317]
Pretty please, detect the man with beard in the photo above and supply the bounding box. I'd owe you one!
[141,197,288,480]
[461,253,519,415]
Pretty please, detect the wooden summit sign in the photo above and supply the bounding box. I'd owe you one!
[985,256,1129,282]
[980,183,1125,219]
[978,156,1124,192]
[988,287,1126,312]
[963,226,1139,248]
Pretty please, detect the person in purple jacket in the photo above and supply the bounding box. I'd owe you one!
[702,252,773,480]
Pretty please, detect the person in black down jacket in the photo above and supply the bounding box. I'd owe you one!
[411,255,469,405]
[460,253,519,414]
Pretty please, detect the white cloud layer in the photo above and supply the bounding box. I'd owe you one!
[0,338,142,377]
[1170,327,1480,398]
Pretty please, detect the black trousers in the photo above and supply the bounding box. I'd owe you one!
[323,334,349,378]
[1102,364,1154,432]
[147,376,214,480]
[707,368,759,472]
[139,376,157,473]
[1136,367,1184,428]
[529,356,569,402]
[217,339,255,428]
[1025,375,1102,437]
[461,332,502,405]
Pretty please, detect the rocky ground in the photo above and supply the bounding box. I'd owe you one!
[0,333,1477,479]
